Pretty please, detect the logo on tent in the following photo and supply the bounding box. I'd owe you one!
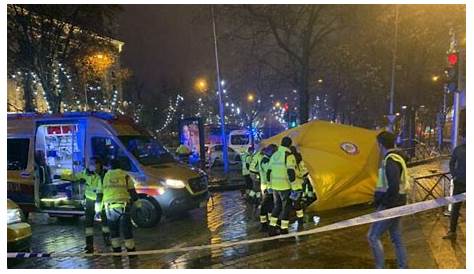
[340,142,359,155]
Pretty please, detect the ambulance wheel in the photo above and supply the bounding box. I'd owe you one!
[131,197,161,228]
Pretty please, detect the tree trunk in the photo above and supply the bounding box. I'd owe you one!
[298,64,310,124]
[23,73,34,112]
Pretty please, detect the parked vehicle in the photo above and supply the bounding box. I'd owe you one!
[7,199,31,252]
[206,144,241,167]
[7,112,209,228]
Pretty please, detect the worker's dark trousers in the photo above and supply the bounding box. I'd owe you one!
[106,204,135,252]
[84,199,109,247]
[271,190,291,223]
[291,191,305,219]
[260,189,274,222]
[450,180,466,232]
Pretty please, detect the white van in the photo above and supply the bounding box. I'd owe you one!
[228,129,252,154]
[7,112,209,227]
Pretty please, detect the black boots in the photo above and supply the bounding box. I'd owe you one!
[260,222,269,232]
[268,225,279,236]
[103,233,111,246]
[127,248,137,259]
[113,247,122,253]
[84,236,94,253]
[297,218,304,231]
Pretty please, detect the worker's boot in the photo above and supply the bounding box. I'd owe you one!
[127,248,137,259]
[268,225,279,237]
[103,232,111,246]
[297,218,304,231]
[84,236,94,253]
[259,222,269,232]
[280,228,289,235]
[113,247,122,253]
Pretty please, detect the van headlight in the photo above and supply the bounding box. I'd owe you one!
[164,179,186,189]
[7,208,23,225]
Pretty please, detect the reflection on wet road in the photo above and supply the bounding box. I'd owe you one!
[10,159,465,268]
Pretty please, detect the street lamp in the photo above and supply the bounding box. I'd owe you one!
[247,93,255,102]
[194,78,208,92]
[432,75,439,82]
[275,101,281,108]
[318,79,323,84]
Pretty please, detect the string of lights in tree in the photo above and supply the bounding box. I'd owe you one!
[154,94,184,134]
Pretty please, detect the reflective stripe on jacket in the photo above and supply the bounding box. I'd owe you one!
[269,146,296,191]
[61,169,101,200]
[292,160,309,191]
[100,169,135,204]
[376,152,408,194]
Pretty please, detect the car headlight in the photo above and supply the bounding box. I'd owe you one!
[163,179,186,189]
[7,208,23,225]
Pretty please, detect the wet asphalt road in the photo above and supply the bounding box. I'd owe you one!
[10,159,465,269]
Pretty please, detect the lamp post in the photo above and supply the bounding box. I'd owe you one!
[211,5,229,173]
[387,5,400,132]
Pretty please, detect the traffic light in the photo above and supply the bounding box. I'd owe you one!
[444,52,459,93]
[288,111,298,128]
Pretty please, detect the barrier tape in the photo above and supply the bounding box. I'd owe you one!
[7,193,465,259]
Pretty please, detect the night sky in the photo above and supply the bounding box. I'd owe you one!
[117,5,215,97]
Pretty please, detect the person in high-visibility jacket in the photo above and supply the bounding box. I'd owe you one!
[289,146,309,230]
[367,131,408,269]
[256,144,277,232]
[249,148,264,205]
[176,142,191,163]
[59,156,110,253]
[241,147,254,198]
[266,137,297,235]
[97,159,139,256]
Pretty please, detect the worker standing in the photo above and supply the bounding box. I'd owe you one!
[267,137,297,236]
[367,131,408,269]
[443,130,466,240]
[58,156,110,253]
[176,142,191,163]
[97,159,139,256]
[258,144,277,232]
[249,147,263,206]
[241,147,254,199]
[289,146,309,230]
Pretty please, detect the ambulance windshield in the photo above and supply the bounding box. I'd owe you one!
[119,135,175,166]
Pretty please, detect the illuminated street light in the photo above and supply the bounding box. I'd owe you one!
[318,79,323,83]
[247,93,255,102]
[432,75,439,82]
[275,101,281,108]
[194,78,208,92]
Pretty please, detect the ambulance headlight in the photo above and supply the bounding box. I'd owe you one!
[164,179,186,189]
[7,208,23,225]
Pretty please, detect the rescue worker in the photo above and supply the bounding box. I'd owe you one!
[267,137,297,236]
[241,146,254,199]
[249,147,264,205]
[367,131,408,269]
[58,156,110,253]
[289,146,309,230]
[97,159,139,256]
[443,130,466,240]
[302,177,317,208]
[176,142,191,163]
[258,144,277,232]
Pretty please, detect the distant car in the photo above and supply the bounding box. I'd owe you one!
[7,199,31,252]
[206,144,241,167]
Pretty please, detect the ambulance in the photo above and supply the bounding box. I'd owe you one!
[7,112,209,227]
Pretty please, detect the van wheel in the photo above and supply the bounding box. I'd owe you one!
[55,215,80,223]
[131,197,161,228]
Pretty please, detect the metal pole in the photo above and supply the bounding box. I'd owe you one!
[388,5,399,131]
[84,86,88,111]
[211,5,229,173]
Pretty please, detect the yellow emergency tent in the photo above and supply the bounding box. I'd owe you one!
[260,120,381,211]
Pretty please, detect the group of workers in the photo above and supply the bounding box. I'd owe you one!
[58,157,139,256]
[240,136,316,236]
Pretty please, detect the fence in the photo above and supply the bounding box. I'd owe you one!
[410,172,452,204]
